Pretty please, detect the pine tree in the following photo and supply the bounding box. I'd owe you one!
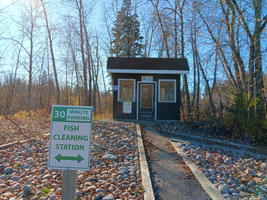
[110,0,143,57]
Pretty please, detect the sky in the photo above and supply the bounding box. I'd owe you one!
[0,0,108,85]
[1,0,266,91]
[0,0,151,87]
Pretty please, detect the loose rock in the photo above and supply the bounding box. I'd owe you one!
[0,122,143,200]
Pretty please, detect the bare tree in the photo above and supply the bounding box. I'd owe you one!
[40,0,60,104]
[230,0,266,120]
[15,0,42,109]
[150,0,170,57]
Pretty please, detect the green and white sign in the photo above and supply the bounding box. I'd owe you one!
[48,105,93,170]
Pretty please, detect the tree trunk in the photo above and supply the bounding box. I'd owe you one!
[101,61,108,111]
[195,43,216,117]
[253,0,265,120]
[28,18,33,110]
[82,14,92,106]
[231,0,266,120]
[196,6,238,89]
[150,0,170,58]
[248,44,255,119]
[179,0,191,117]
[70,42,81,106]
[222,1,247,92]
[40,0,60,104]
[76,0,88,106]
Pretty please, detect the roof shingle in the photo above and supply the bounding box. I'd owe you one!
[107,57,189,74]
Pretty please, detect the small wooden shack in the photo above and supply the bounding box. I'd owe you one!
[107,57,189,121]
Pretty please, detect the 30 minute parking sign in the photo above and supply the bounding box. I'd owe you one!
[48,105,93,170]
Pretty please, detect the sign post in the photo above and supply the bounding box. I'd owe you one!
[62,170,78,200]
[48,105,93,199]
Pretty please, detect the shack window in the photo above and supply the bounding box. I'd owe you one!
[118,79,135,102]
[159,79,176,102]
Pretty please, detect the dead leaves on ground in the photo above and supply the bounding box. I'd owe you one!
[0,117,50,145]
[142,135,159,162]
[166,140,194,179]
[142,129,195,180]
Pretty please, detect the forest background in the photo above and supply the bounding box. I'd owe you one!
[0,0,266,145]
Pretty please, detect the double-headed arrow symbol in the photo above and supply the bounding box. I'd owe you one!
[55,154,84,163]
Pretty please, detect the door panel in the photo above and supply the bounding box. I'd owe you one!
[139,83,154,121]
[141,84,153,108]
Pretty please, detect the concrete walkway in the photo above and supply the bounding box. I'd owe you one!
[140,122,211,200]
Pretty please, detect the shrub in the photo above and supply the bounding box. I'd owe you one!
[224,91,266,145]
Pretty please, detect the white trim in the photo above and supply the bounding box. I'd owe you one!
[137,81,157,121]
[137,83,139,121]
[155,82,157,121]
[107,69,189,74]
[158,79,176,103]
[136,81,140,121]
[118,79,136,102]
[156,120,179,122]
[142,76,153,82]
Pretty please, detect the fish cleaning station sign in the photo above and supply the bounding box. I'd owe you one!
[48,105,93,170]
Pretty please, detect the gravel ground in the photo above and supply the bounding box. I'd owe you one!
[176,141,267,200]
[163,122,266,147]
[0,121,143,200]
[162,123,267,200]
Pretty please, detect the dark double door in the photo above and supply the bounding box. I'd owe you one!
[139,83,155,121]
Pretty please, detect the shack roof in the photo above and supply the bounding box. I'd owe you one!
[107,57,189,74]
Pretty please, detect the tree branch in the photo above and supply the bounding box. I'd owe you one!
[231,0,252,39]
[261,15,267,33]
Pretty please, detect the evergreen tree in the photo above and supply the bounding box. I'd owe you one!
[110,0,143,57]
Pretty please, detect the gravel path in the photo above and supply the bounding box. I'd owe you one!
[0,121,143,200]
[141,122,211,200]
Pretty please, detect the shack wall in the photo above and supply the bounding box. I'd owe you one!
[112,73,180,121]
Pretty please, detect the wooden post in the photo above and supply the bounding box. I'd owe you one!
[62,170,78,200]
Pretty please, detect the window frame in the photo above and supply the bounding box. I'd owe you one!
[118,79,136,102]
[158,79,176,103]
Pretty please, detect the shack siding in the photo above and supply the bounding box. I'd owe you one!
[112,74,137,120]
[157,76,180,121]
[112,73,180,121]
